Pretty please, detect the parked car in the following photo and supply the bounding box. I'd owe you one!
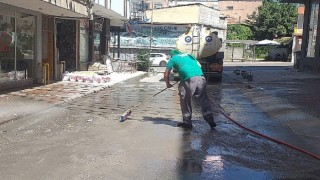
[149,53,169,67]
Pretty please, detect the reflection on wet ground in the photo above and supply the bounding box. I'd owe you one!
[255,78,320,118]
[58,76,320,179]
[2,66,320,179]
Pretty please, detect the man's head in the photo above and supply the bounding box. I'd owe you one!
[170,49,182,56]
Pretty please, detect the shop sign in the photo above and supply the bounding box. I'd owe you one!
[294,27,303,36]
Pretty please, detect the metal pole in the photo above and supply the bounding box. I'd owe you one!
[14,13,17,80]
[253,45,256,62]
[149,0,154,72]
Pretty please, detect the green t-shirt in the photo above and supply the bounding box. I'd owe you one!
[166,53,203,81]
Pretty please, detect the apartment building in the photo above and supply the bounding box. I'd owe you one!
[219,0,262,24]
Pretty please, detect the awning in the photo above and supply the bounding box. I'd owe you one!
[0,0,88,18]
[93,4,128,26]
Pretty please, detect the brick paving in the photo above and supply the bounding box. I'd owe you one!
[2,72,147,105]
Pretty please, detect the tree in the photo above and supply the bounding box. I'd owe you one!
[136,49,151,71]
[227,24,253,40]
[247,0,297,40]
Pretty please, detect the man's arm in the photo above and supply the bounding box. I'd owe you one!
[164,69,173,88]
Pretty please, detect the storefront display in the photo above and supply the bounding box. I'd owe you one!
[93,19,104,61]
[0,12,36,83]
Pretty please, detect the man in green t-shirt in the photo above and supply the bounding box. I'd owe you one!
[164,49,216,129]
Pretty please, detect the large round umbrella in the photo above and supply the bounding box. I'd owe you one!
[252,39,280,61]
[255,39,280,46]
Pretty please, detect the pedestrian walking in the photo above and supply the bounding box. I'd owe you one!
[164,49,216,129]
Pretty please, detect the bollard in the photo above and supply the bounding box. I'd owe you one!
[241,70,248,79]
[247,71,253,81]
[234,66,240,74]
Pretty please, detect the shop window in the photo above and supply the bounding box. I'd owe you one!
[16,15,35,78]
[306,1,319,58]
[0,15,16,82]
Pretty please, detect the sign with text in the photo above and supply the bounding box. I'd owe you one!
[111,24,188,48]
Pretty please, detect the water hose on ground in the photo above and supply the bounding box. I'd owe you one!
[208,95,320,161]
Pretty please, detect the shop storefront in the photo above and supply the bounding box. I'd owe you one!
[0,4,37,85]
[92,3,127,60]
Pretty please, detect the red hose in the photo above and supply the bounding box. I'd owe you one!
[208,95,320,161]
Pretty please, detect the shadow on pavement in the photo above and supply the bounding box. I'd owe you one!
[141,116,178,128]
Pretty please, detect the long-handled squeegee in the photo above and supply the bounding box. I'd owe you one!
[119,81,179,122]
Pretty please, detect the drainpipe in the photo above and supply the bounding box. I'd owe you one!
[89,19,94,62]
[117,31,120,58]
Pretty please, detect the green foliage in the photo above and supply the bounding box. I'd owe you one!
[136,49,151,71]
[255,46,269,59]
[227,24,253,40]
[247,0,297,40]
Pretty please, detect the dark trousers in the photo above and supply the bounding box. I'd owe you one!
[178,76,212,124]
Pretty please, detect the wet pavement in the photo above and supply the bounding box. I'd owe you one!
[0,62,320,179]
[0,71,147,125]
[222,62,320,155]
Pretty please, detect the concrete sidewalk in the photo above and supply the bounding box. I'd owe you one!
[224,62,319,83]
[223,62,320,154]
[1,71,147,103]
[0,71,147,125]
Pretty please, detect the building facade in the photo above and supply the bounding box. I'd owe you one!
[282,0,320,73]
[110,3,227,60]
[0,0,128,91]
[164,0,262,24]
[218,0,262,24]
[168,0,218,9]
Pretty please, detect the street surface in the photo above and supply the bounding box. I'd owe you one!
[0,62,320,179]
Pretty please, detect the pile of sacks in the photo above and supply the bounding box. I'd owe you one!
[62,71,111,83]
[8,71,27,80]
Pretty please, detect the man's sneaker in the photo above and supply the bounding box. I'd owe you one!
[177,122,193,129]
[203,114,217,129]
[207,121,217,129]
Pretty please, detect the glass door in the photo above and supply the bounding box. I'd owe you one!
[0,12,35,83]
[0,15,15,82]
[16,13,36,79]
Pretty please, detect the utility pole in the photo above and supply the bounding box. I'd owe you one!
[149,0,154,72]
[150,0,153,52]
